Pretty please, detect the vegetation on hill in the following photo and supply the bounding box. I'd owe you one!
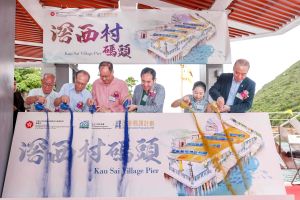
[251,60,300,112]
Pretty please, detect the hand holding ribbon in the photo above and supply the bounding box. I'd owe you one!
[35,102,45,111]
[60,102,70,111]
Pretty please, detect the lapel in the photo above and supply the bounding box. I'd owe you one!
[146,83,157,104]
[137,85,144,103]
[237,78,247,93]
[234,78,247,103]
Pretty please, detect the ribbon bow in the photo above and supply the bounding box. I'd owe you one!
[34,102,45,111]
[60,102,70,111]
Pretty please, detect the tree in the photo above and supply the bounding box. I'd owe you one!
[86,83,92,92]
[125,76,138,96]
[14,68,42,93]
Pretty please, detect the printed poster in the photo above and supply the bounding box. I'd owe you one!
[3,112,285,197]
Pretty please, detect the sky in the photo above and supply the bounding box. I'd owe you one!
[79,24,300,112]
[224,25,300,91]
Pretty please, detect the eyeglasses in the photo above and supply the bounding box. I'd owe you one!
[43,83,54,87]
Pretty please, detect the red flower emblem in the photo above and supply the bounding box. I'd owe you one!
[240,90,249,100]
[113,91,120,99]
[25,121,34,128]
[148,90,156,98]
[76,101,84,109]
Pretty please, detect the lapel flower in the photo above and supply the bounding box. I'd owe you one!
[148,90,156,98]
[76,101,84,110]
[240,90,249,100]
[113,91,120,99]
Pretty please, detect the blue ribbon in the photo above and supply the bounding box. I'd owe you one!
[34,102,49,197]
[122,98,131,109]
[42,110,50,197]
[118,98,131,196]
[34,102,45,111]
[60,102,70,111]
[60,103,74,197]
[89,104,97,114]
[33,103,48,196]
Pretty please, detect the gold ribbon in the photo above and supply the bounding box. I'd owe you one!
[210,103,249,192]
[180,101,236,195]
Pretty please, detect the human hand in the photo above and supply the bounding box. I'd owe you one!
[86,98,95,107]
[36,96,47,104]
[61,95,70,104]
[182,96,191,105]
[219,105,230,113]
[127,104,138,112]
[216,96,225,110]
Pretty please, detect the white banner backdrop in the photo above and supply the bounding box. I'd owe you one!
[3,112,284,197]
[43,9,231,64]
[0,196,294,200]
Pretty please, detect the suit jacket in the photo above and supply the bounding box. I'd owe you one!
[209,73,255,113]
[132,83,165,113]
[13,91,25,130]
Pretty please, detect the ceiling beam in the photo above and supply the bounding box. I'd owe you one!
[228,19,270,34]
[18,0,44,28]
[15,40,43,47]
[230,15,300,41]
[134,0,185,10]
[15,55,42,61]
[210,0,233,10]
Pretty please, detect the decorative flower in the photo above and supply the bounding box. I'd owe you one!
[148,90,156,98]
[113,91,120,99]
[240,90,249,100]
[76,101,84,110]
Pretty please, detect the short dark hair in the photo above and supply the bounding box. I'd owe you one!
[141,67,156,80]
[193,81,206,92]
[76,70,90,81]
[99,61,113,72]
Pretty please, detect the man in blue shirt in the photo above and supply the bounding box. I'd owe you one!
[209,59,256,113]
[54,70,93,112]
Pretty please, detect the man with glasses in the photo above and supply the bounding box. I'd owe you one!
[54,70,93,112]
[209,58,256,113]
[92,61,129,112]
[25,73,58,111]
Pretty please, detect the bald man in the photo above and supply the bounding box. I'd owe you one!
[209,59,256,113]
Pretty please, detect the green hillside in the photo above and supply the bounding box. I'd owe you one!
[251,60,300,112]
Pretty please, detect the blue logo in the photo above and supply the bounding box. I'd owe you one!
[79,120,89,129]
[115,120,122,129]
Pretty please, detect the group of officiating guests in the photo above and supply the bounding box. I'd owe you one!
[15,59,255,117]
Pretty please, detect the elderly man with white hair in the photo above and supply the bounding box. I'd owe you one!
[209,58,256,113]
[25,73,58,111]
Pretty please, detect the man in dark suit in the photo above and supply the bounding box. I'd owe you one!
[209,59,255,113]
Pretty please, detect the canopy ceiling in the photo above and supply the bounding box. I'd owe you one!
[15,0,300,63]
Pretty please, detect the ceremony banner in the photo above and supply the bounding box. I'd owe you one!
[0,196,294,200]
[3,113,285,197]
[43,9,231,64]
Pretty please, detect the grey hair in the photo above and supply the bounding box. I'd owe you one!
[42,73,56,82]
[234,59,250,69]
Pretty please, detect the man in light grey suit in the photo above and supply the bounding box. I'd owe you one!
[128,67,165,113]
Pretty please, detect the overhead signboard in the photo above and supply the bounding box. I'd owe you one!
[43,9,231,64]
